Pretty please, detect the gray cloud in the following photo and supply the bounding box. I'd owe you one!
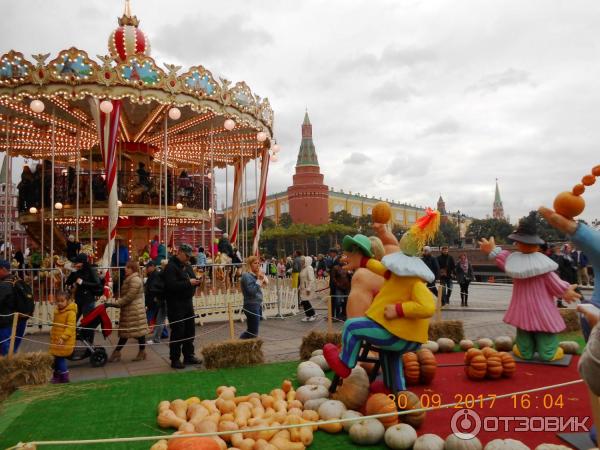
[467,68,536,94]
[343,152,371,165]
[337,45,436,74]
[371,81,418,103]
[419,119,461,137]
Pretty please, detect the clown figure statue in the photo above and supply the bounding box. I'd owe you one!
[479,218,581,361]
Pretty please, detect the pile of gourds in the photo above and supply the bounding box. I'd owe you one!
[464,348,516,381]
[401,348,437,386]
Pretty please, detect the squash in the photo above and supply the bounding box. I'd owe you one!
[498,352,516,378]
[185,396,201,406]
[349,419,386,445]
[365,393,398,428]
[554,191,585,218]
[194,420,218,433]
[318,400,347,420]
[534,445,572,450]
[481,347,497,358]
[309,355,329,371]
[303,397,328,411]
[297,361,325,385]
[150,440,168,450]
[167,434,221,450]
[158,401,171,414]
[332,366,370,410]
[178,422,194,433]
[269,430,306,449]
[171,399,188,420]
[217,420,238,442]
[311,349,323,357]
[372,202,392,224]
[416,348,437,384]
[295,384,329,404]
[254,440,278,450]
[559,340,580,354]
[485,438,530,449]
[305,376,332,389]
[466,354,487,380]
[383,423,417,449]
[476,338,494,349]
[413,433,445,450]
[422,340,439,353]
[494,336,513,352]
[445,434,483,450]
[395,390,425,428]
[158,410,187,429]
[464,348,483,365]
[281,379,293,393]
[459,339,474,351]
[402,352,420,385]
[437,338,455,352]
[486,355,503,379]
[341,410,363,432]
[318,421,344,433]
[302,409,320,431]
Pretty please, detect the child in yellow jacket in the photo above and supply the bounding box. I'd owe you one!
[49,291,77,383]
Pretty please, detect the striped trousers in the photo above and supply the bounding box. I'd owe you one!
[341,317,421,392]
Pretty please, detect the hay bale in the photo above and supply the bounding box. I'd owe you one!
[201,339,264,370]
[559,309,580,332]
[300,331,342,360]
[0,352,53,401]
[428,320,464,343]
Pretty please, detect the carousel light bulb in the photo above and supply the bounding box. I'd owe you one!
[29,207,38,214]
[270,155,278,162]
[257,131,267,142]
[207,172,212,180]
[224,118,236,131]
[30,99,45,113]
[208,208,213,216]
[272,143,281,153]
[100,100,113,114]
[169,107,181,120]
[176,203,183,210]
[54,202,63,210]
[117,200,123,207]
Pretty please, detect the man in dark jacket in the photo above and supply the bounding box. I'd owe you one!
[421,246,439,297]
[163,243,201,369]
[437,246,456,306]
[66,253,102,343]
[217,234,234,259]
[0,259,17,356]
[145,261,167,344]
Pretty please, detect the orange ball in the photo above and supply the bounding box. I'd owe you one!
[592,165,600,176]
[372,202,392,224]
[554,191,585,219]
[582,175,596,186]
[572,184,585,196]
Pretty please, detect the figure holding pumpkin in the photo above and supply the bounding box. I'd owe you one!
[479,217,581,361]
[324,208,439,393]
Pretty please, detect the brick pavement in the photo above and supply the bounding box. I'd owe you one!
[17,283,590,382]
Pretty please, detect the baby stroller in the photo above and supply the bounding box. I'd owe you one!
[68,303,113,367]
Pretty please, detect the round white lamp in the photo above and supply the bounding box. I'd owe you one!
[29,207,38,214]
[256,131,267,142]
[224,118,236,131]
[100,100,113,114]
[30,99,45,113]
[176,202,183,210]
[54,202,63,210]
[168,107,181,120]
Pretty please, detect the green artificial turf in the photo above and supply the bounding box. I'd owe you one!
[0,361,385,450]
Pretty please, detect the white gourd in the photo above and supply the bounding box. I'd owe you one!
[558,341,580,354]
[485,438,530,450]
[349,419,385,445]
[305,376,332,389]
[295,384,329,403]
[311,349,323,356]
[297,361,325,384]
[494,336,514,351]
[318,400,347,420]
[303,397,328,411]
[460,339,474,351]
[437,338,455,352]
[422,340,439,353]
[476,338,494,349]
[341,410,363,432]
[413,433,445,450]
[534,445,573,450]
[445,434,483,450]
[383,423,417,449]
[309,354,330,371]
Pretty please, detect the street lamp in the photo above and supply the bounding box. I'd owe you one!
[455,210,465,248]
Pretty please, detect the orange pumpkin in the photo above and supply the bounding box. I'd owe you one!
[365,393,398,428]
[464,348,482,365]
[402,352,420,386]
[486,355,503,379]
[554,191,585,219]
[396,390,426,428]
[466,354,487,380]
[498,352,516,378]
[416,348,437,385]
[372,202,392,224]
[167,435,221,450]
[582,175,596,186]
[481,347,497,358]
[592,165,600,176]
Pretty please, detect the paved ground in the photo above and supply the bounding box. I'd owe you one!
[18,283,591,382]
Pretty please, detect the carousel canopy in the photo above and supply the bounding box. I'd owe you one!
[0,4,274,169]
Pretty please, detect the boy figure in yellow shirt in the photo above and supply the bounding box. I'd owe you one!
[324,209,439,393]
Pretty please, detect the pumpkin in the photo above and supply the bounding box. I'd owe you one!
[481,347,497,358]
[417,348,437,384]
[318,399,347,420]
[366,393,398,428]
[445,434,483,450]
[151,440,168,450]
[305,376,332,389]
[464,348,483,364]
[485,438,530,449]
[295,384,329,403]
[171,399,188,420]
[413,433,445,450]
[559,340,580,354]
[593,165,600,176]
[486,355,503,379]
[349,418,386,445]
[167,434,221,450]
[437,338,455,352]
[395,390,425,428]
[422,340,439,353]
[297,361,325,384]
[311,349,323,357]
[466,354,487,380]
[402,352,420,385]
[309,354,329,371]
[331,366,370,410]
[498,352,516,378]
[158,410,187,429]
[494,336,513,352]
[459,339,474,351]
[341,410,363,432]
[372,202,392,224]
[476,338,494,349]
[554,191,585,218]
[303,397,326,412]
[534,445,572,450]
[582,174,596,186]
[384,423,417,450]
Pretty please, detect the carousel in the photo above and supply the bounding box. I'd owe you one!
[0,1,278,269]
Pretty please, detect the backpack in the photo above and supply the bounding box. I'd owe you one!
[90,267,104,297]
[13,279,34,316]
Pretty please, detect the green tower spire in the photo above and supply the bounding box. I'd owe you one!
[296,110,319,167]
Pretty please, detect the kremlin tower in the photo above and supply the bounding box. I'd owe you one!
[287,111,329,225]
[493,179,505,220]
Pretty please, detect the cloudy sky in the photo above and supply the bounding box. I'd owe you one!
[2,0,600,223]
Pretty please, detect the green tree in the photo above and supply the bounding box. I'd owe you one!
[330,210,356,226]
[279,213,293,228]
[432,220,460,247]
[466,218,513,243]
[357,214,373,235]
[516,210,566,242]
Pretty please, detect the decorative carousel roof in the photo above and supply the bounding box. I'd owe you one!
[0,4,274,168]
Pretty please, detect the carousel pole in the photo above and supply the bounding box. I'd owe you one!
[50,113,56,271]
[210,128,215,286]
[89,146,93,250]
[157,143,162,244]
[163,114,168,249]
[201,156,205,251]
[75,124,81,242]
[225,163,229,236]
[41,154,45,262]
[3,118,10,259]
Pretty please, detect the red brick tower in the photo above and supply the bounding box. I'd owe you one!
[287,111,329,225]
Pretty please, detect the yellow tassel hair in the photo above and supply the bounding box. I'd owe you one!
[400,208,441,256]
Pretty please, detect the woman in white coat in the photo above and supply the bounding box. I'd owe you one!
[299,256,317,322]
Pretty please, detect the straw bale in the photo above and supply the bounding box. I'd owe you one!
[299,331,342,360]
[559,309,580,332]
[0,352,53,401]
[428,320,464,343]
[201,339,264,370]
